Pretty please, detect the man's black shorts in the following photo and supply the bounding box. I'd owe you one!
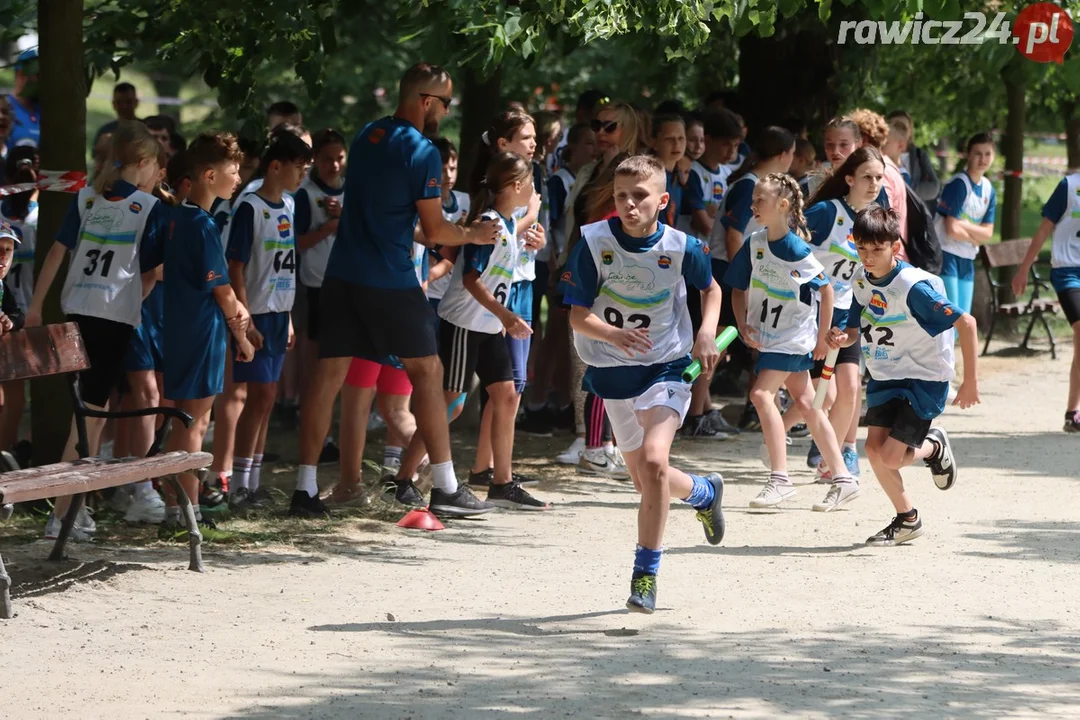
[865,397,933,448]
[318,277,438,360]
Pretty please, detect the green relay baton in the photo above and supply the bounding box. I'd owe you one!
[682,326,739,383]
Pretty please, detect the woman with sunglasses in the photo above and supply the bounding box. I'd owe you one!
[555,101,645,478]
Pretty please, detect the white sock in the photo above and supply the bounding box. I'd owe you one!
[250,454,263,492]
[430,461,458,493]
[602,441,615,452]
[383,446,403,469]
[296,464,318,497]
[137,480,154,494]
[193,505,202,522]
[233,457,252,491]
[843,442,857,453]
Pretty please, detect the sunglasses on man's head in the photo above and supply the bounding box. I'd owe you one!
[590,119,618,134]
[420,93,452,110]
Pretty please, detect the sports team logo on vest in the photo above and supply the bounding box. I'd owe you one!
[316,198,326,209]
[602,250,614,265]
[262,209,271,220]
[658,255,672,269]
[711,180,724,203]
[836,216,844,226]
[85,198,94,210]
[790,269,801,279]
[756,248,764,260]
[276,215,291,240]
[868,290,889,316]
[129,201,142,214]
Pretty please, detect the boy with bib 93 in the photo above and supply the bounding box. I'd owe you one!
[560,155,726,614]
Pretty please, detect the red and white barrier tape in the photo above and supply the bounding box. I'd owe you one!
[0,170,87,198]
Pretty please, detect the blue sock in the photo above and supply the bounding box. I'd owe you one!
[633,545,662,575]
[683,474,715,510]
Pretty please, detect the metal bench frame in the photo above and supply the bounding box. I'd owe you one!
[0,324,213,619]
[980,239,1060,359]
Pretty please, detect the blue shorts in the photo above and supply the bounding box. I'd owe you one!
[124,318,164,372]
[164,320,226,402]
[940,252,976,280]
[1050,267,1080,293]
[233,312,289,384]
[755,351,814,374]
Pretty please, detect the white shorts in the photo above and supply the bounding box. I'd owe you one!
[603,381,693,452]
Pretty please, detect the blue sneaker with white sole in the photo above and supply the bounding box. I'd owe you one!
[842,448,861,478]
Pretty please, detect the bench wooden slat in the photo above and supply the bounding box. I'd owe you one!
[0,323,90,383]
[0,451,212,505]
[982,238,1034,268]
[999,300,1059,315]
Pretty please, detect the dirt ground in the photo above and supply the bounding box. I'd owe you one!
[1,344,1079,719]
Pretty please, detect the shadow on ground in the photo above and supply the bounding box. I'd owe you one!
[218,613,1080,718]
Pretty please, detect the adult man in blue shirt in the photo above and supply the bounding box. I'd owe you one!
[292,63,501,518]
[5,49,40,152]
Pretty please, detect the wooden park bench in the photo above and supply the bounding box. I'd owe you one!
[980,239,1060,359]
[0,323,213,619]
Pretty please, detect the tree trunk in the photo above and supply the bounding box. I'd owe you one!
[33,0,86,466]
[151,69,183,124]
[1065,97,1080,171]
[455,65,502,193]
[736,13,840,140]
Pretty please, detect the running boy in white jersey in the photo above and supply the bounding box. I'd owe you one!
[830,204,979,545]
[225,130,312,512]
[560,155,726,613]
[1014,171,1080,433]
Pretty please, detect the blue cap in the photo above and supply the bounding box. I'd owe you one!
[14,48,38,69]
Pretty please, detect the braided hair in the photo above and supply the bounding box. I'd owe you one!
[759,172,810,243]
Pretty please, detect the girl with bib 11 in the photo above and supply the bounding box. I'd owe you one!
[27,121,169,541]
[724,173,859,513]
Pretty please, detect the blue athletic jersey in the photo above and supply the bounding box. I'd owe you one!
[4,95,40,150]
[937,172,996,224]
[724,230,829,303]
[163,201,232,400]
[1042,177,1068,223]
[847,260,962,419]
[719,174,754,234]
[559,218,711,399]
[326,116,442,290]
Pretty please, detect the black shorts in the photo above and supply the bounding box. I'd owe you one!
[439,322,514,393]
[865,397,933,448]
[306,286,322,342]
[1058,287,1080,326]
[811,341,862,378]
[318,277,437,360]
[71,314,134,407]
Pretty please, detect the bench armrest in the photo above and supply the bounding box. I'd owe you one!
[77,405,193,426]
[68,378,194,459]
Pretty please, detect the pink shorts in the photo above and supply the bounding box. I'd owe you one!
[344,359,413,395]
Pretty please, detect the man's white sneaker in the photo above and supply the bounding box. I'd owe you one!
[605,446,628,473]
[811,481,861,512]
[124,485,166,524]
[555,437,586,465]
[749,479,797,508]
[578,448,631,479]
[44,513,92,542]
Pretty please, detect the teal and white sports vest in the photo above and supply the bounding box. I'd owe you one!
[297,177,343,288]
[851,266,955,382]
[61,187,160,327]
[231,194,296,315]
[809,200,861,312]
[573,220,693,368]
[438,210,519,333]
[1050,173,1080,269]
[935,173,993,260]
[744,229,824,355]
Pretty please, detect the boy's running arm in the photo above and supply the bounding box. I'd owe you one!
[953,313,980,408]
[1013,217,1055,296]
[686,236,721,374]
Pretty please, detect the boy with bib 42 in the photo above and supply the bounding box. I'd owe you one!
[828,204,979,546]
[560,155,726,614]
